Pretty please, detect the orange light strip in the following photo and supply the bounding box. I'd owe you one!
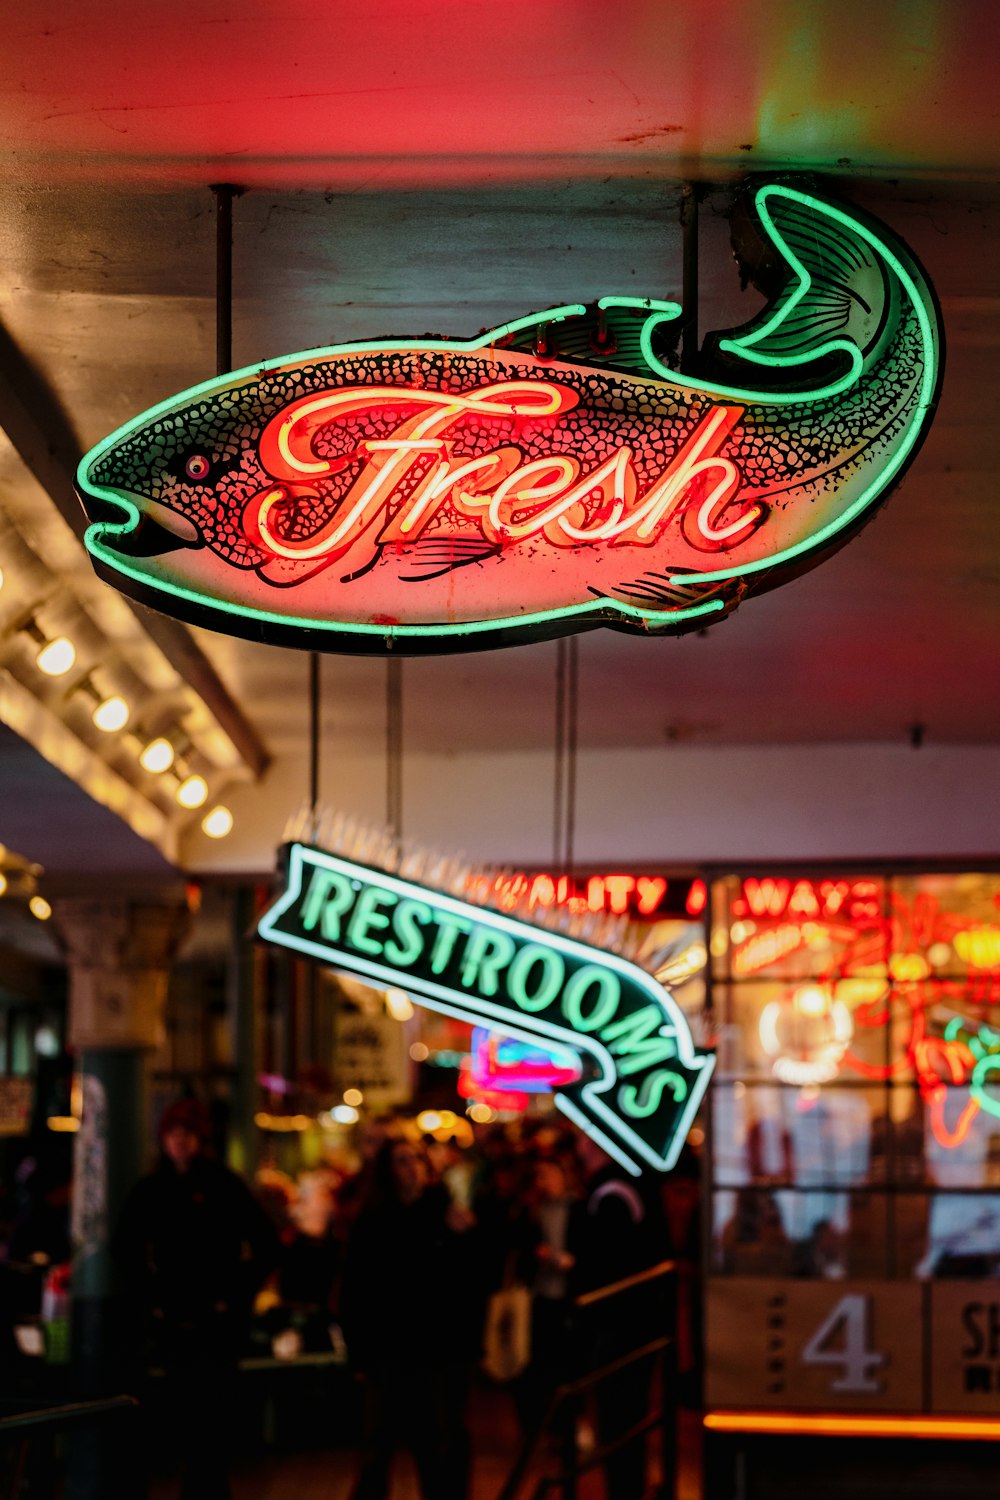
[704,1411,1000,1442]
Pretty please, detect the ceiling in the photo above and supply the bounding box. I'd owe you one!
[1,1,998,894]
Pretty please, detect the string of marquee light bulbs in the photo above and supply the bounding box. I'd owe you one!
[0,561,234,843]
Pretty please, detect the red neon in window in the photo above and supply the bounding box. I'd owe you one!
[742,878,792,917]
[477,871,693,920]
[636,877,667,916]
[731,879,1000,1151]
[686,879,708,917]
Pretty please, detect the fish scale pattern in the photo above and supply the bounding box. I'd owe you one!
[89,297,924,580]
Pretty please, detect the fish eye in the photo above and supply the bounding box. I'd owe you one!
[184,453,212,482]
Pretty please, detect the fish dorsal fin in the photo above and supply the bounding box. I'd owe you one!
[483,299,681,380]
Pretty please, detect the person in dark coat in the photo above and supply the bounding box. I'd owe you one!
[572,1136,667,1500]
[340,1136,480,1500]
[510,1156,586,1440]
[113,1099,279,1500]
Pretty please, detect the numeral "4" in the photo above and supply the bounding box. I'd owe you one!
[800,1294,885,1394]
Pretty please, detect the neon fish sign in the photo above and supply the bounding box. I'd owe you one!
[77,182,941,653]
[257,844,714,1175]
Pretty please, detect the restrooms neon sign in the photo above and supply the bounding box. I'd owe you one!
[258,844,714,1175]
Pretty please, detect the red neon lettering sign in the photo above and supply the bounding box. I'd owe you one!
[243,386,753,564]
[78,182,942,655]
[468,871,689,920]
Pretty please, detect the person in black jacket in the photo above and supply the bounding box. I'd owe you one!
[509,1155,585,1440]
[340,1136,480,1500]
[113,1099,278,1500]
[572,1136,666,1500]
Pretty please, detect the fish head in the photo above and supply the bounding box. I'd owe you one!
[78,371,274,568]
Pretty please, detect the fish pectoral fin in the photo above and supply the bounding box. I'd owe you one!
[395,537,501,582]
[591,574,740,612]
[256,554,335,588]
[706,183,891,382]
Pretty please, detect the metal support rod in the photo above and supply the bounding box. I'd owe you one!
[211,184,239,377]
[561,1401,579,1500]
[386,658,403,851]
[565,636,577,877]
[660,1320,678,1500]
[680,183,700,376]
[309,652,320,822]
[554,640,566,869]
[306,650,321,1067]
[553,636,579,876]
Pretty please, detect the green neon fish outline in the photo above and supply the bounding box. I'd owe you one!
[77,180,943,654]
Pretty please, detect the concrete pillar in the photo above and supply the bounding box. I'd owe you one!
[54,896,191,1386]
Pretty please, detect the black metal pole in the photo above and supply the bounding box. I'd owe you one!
[680,182,700,376]
[660,1268,679,1500]
[554,639,566,869]
[309,651,320,821]
[386,657,403,853]
[211,184,239,377]
[565,635,578,879]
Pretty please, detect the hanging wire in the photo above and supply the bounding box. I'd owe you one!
[565,635,578,876]
[553,640,566,870]
[386,657,403,856]
[553,636,579,875]
[308,651,320,836]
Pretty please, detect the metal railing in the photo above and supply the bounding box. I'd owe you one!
[0,1395,138,1500]
[497,1259,678,1500]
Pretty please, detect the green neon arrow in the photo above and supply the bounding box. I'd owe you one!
[257,845,714,1176]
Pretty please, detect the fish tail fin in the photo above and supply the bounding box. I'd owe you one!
[708,182,929,386]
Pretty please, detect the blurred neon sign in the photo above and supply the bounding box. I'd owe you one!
[468,870,698,920]
[259,844,714,1175]
[731,877,883,923]
[730,878,1000,1150]
[468,1026,582,1095]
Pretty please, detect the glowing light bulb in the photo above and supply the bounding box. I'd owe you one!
[794,985,830,1018]
[332,1104,359,1125]
[409,1041,430,1062]
[140,738,174,773]
[417,1110,442,1132]
[468,1102,493,1124]
[385,988,414,1021]
[176,775,208,809]
[36,637,76,676]
[29,896,52,921]
[343,1088,364,1108]
[0,873,7,897]
[92,695,129,733]
[201,805,233,838]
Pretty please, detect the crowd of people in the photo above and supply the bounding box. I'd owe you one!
[4,1098,703,1500]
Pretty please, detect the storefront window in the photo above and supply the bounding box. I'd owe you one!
[708,871,1000,1280]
